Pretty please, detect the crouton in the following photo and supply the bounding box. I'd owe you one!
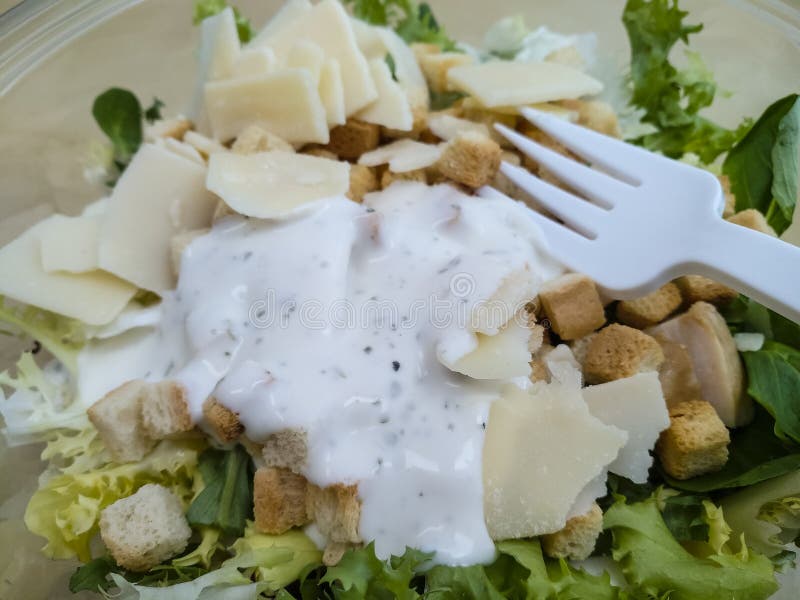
[303,147,339,160]
[212,199,237,222]
[88,381,155,462]
[170,229,209,278]
[569,332,596,369]
[616,283,682,329]
[381,168,428,189]
[560,99,621,138]
[517,126,578,189]
[139,381,193,439]
[324,119,380,159]
[202,397,244,443]
[674,275,738,307]
[383,104,429,141]
[656,400,730,480]
[145,117,193,142]
[653,336,704,408]
[306,483,361,544]
[323,542,351,567]
[253,467,309,534]
[529,358,550,383]
[435,131,502,189]
[538,274,606,341]
[719,175,736,218]
[262,429,308,473]
[461,106,518,148]
[232,125,294,154]
[584,324,664,384]
[727,209,778,237]
[100,484,191,571]
[419,52,474,93]
[492,151,529,199]
[541,503,603,561]
[528,323,546,354]
[647,302,750,427]
[348,164,379,202]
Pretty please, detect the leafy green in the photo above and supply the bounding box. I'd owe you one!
[105,567,264,600]
[186,445,255,536]
[344,0,458,51]
[724,296,800,348]
[92,88,144,167]
[69,556,117,593]
[193,0,253,43]
[722,94,800,234]
[605,496,778,599]
[622,0,750,163]
[172,527,223,569]
[144,97,165,124]
[429,91,466,111]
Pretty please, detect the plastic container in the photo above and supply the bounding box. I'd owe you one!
[0,1,797,598]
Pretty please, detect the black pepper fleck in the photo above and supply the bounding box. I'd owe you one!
[392,360,400,372]
[364,346,372,354]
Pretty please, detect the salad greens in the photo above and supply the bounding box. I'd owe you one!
[193,0,254,43]
[343,0,458,51]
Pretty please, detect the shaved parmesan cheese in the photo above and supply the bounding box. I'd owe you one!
[734,332,765,352]
[261,0,377,115]
[183,131,227,158]
[448,61,603,107]
[567,470,608,519]
[483,383,626,539]
[198,7,241,81]
[86,302,162,340]
[160,138,205,165]
[445,318,532,379]
[356,58,413,130]
[428,113,490,141]
[473,268,536,335]
[0,216,136,325]
[98,144,218,292]
[81,198,108,217]
[206,151,350,218]
[358,139,442,173]
[205,70,329,144]
[287,40,325,83]
[250,0,312,47]
[460,97,579,119]
[582,371,669,484]
[231,47,277,78]
[39,215,100,274]
[543,344,582,388]
[319,59,346,127]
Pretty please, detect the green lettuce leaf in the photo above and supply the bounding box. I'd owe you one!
[724,296,800,348]
[172,527,223,569]
[742,343,800,444]
[104,567,263,600]
[604,496,778,599]
[92,88,143,167]
[193,0,253,43]
[343,0,458,51]
[722,94,800,234]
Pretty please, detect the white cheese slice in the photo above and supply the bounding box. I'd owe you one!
[231,47,277,78]
[205,70,329,144]
[0,216,136,325]
[183,131,228,158]
[448,61,603,107]
[582,371,669,484]
[358,139,442,173]
[39,214,100,274]
[543,344,582,388]
[483,383,626,539]
[249,0,312,47]
[199,7,241,81]
[428,113,490,141]
[461,97,579,119]
[206,151,350,219]
[356,58,413,130]
[445,318,532,379]
[159,137,205,165]
[97,144,218,292]
[85,302,162,340]
[287,40,325,83]
[319,58,346,127]
[261,0,377,115]
[473,268,536,335]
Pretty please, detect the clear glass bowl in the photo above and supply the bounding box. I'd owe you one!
[0,1,797,598]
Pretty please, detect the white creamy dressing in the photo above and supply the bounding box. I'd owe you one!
[86,182,564,565]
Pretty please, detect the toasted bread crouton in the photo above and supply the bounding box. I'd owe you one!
[435,131,502,189]
[145,118,193,142]
[492,151,528,199]
[348,164,379,202]
[584,324,664,384]
[381,168,428,189]
[653,337,704,408]
[647,302,750,427]
[461,106,518,148]
[262,429,308,473]
[419,52,473,93]
[719,175,736,218]
[232,125,294,154]
[616,283,682,329]
[528,323,546,354]
[529,358,550,383]
[324,119,381,159]
[674,275,738,307]
[560,99,621,138]
[303,147,339,160]
[100,484,191,571]
[542,503,603,561]
[727,209,778,237]
[88,381,155,462]
[538,274,606,341]
[656,400,730,480]
[170,229,209,278]
[212,199,237,222]
[323,542,352,567]
[203,397,244,443]
[254,467,309,534]
[307,483,361,544]
[139,381,193,439]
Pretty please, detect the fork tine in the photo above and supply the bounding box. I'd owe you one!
[519,107,671,181]
[494,124,632,208]
[500,162,605,239]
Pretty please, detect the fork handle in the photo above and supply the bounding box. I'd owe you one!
[692,219,800,323]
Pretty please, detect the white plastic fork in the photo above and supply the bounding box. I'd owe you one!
[490,107,800,323]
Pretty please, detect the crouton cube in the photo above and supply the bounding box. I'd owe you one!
[303,147,339,160]
[616,283,682,329]
[306,483,361,544]
[139,381,193,439]
[100,484,191,571]
[727,209,778,237]
[719,175,736,218]
[653,336,704,408]
[232,125,294,154]
[560,99,621,138]
[202,397,244,443]
[674,275,738,307]
[584,324,664,384]
[419,52,474,93]
[348,164,379,202]
[253,467,309,534]
[538,274,606,341]
[381,168,428,189]
[435,131,502,189]
[262,429,308,473]
[656,400,730,480]
[529,358,550,383]
[541,503,603,561]
[170,229,209,278]
[460,106,518,148]
[324,119,380,159]
[88,381,155,463]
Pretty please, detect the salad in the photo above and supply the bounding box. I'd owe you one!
[0,0,799,598]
